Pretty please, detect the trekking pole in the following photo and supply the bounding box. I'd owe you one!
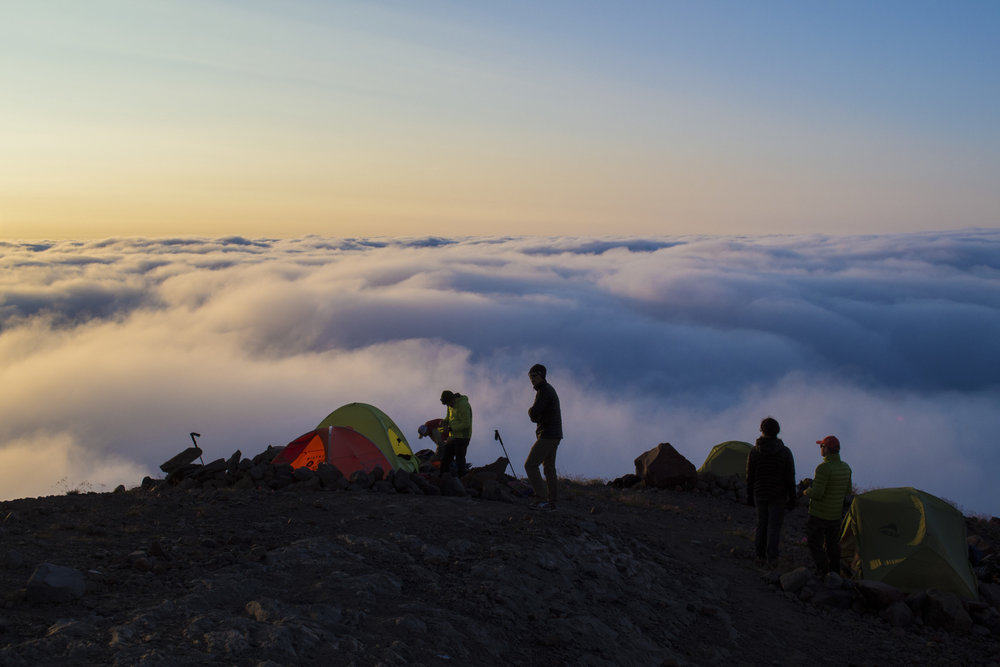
[190,432,205,464]
[494,429,517,480]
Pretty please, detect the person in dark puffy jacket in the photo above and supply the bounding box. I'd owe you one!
[524,363,562,511]
[746,416,796,565]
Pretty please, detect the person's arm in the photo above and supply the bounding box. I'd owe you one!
[528,387,549,423]
[786,450,797,507]
[805,462,829,501]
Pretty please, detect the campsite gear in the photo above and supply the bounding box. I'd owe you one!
[697,441,752,480]
[190,432,205,464]
[840,486,979,600]
[493,429,517,479]
[317,403,419,473]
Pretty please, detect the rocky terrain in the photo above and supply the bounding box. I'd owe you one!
[2,458,999,666]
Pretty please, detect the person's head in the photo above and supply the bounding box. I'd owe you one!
[816,435,840,455]
[440,390,455,406]
[760,417,780,437]
[528,364,547,387]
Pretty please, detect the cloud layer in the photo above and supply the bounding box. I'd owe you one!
[2,232,999,516]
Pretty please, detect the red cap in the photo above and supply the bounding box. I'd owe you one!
[816,435,840,453]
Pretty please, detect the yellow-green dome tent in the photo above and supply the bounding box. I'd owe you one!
[317,403,419,474]
[697,441,752,479]
[840,487,978,600]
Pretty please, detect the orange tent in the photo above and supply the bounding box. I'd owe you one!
[271,426,392,476]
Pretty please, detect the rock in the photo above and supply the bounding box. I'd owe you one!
[970,605,1000,633]
[822,571,845,589]
[811,587,854,609]
[923,589,973,634]
[26,563,86,602]
[159,446,203,474]
[471,457,510,477]
[442,476,466,497]
[607,473,642,489]
[978,582,1000,607]
[316,462,345,489]
[780,567,810,593]
[349,470,372,488]
[392,469,412,492]
[880,601,914,628]
[854,580,906,609]
[3,549,26,569]
[226,450,242,476]
[634,443,697,489]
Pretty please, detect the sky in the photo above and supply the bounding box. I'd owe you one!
[2,231,999,518]
[3,1,1000,239]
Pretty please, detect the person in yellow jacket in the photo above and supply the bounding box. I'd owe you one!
[803,435,853,575]
[439,390,472,476]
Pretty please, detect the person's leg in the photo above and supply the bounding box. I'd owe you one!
[754,498,768,561]
[541,440,560,504]
[439,439,455,475]
[453,438,470,475]
[823,518,841,574]
[525,438,559,503]
[806,515,829,574]
[524,438,547,500]
[766,502,785,563]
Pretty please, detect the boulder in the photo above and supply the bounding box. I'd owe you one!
[634,443,697,489]
[225,450,242,476]
[779,567,810,594]
[879,600,914,628]
[159,446,203,474]
[923,589,973,634]
[471,457,510,477]
[978,582,1000,608]
[854,580,905,609]
[607,474,642,489]
[811,587,854,610]
[392,469,412,492]
[26,563,86,603]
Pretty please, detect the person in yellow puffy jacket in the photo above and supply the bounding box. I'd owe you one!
[803,435,853,575]
[439,390,472,476]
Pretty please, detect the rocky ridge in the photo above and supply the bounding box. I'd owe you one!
[1,446,999,666]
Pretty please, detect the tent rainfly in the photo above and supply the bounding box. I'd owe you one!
[840,486,978,600]
[698,440,752,480]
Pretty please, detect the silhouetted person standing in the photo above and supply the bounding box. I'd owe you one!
[804,435,852,575]
[746,416,796,566]
[525,364,562,511]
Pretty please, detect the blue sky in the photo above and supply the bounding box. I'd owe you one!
[2,230,999,517]
[2,1,999,238]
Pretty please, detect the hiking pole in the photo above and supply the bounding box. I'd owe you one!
[190,432,204,464]
[494,429,517,479]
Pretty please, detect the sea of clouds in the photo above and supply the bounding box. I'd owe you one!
[2,231,999,516]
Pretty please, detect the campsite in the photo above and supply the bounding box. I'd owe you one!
[1,406,999,665]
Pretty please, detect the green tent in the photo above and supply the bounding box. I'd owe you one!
[317,403,419,474]
[840,487,978,600]
[697,441,752,479]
